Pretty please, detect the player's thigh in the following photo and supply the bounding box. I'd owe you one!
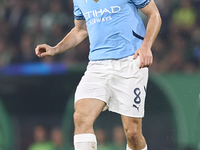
[74,98,106,124]
[121,115,143,135]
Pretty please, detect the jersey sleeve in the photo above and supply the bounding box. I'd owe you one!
[130,0,151,9]
[74,3,85,20]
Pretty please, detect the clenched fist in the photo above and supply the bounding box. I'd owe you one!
[35,44,56,58]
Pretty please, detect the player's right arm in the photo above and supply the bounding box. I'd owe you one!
[35,19,88,58]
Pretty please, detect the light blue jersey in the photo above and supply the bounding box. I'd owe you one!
[73,0,151,61]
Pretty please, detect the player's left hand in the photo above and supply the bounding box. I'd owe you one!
[133,46,153,69]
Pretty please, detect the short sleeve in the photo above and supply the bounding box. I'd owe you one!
[130,0,151,9]
[74,3,85,20]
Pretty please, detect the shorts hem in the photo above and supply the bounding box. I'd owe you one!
[75,97,144,118]
[75,96,108,106]
[108,108,144,118]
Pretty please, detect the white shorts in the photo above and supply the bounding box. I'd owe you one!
[74,55,148,118]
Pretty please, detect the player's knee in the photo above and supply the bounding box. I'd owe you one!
[125,128,140,142]
[73,111,84,125]
[73,111,91,127]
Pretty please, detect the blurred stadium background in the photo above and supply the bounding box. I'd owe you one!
[0,0,200,150]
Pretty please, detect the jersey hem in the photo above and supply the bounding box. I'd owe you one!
[89,53,135,61]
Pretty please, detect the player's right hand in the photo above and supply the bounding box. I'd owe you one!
[35,44,56,58]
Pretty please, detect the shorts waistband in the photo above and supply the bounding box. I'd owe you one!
[90,55,135,63]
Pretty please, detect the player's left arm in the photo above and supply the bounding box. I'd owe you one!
[133,0,162,68]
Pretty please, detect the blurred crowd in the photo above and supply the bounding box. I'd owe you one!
[151,0,200,73]
[0,0,200,73]
[28,125,196,150]
[28,126,63,150]
[28,125,127,150]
